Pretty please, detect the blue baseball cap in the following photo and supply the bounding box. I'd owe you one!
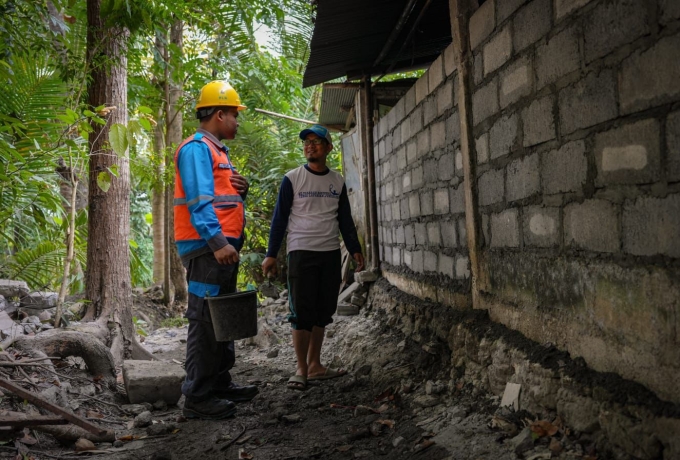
[299,124,332,146]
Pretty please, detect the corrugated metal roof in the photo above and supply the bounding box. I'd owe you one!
[303,0,452,87]
[318,79,419,126]
[318,86,357,126]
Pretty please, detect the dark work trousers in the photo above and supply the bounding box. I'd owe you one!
[181,252,238,402]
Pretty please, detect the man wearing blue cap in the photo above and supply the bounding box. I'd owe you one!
[262,124,364,391]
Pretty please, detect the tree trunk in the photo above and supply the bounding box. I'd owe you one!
[152,107,165,285]
[166,19,187,304]
[83,0,133,365]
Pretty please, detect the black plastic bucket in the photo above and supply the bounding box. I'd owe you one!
[207,290,258,341]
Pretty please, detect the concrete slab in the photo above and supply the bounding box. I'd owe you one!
[0,280,29,298]
[122,360,185,405]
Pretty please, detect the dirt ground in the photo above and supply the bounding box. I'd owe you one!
[0,289,600,460]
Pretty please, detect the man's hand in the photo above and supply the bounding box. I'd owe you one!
[353,253,365,272]
[230,170,249,195]
[262,256,278,278]
[214,244,239,265]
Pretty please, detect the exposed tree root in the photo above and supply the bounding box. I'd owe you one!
[130,337,157,361]
[11,330,116,390]
[34,424,116,443]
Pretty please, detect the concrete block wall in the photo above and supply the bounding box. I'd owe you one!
[374,46,472,307]
[372,0,680,404]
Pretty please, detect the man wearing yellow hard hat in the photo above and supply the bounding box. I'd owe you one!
[173,81,258,419]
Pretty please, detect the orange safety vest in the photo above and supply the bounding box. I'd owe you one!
[173,134,245,244]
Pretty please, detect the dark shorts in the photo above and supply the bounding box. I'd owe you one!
[287,249,341,332]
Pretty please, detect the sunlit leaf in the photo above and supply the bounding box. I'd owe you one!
[109,123,128,156]
[97,171,112,192]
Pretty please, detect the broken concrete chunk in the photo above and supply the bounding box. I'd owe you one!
[509,427,535,456]
[500,382,521,411]
[21,291,58,308]
[350,294,367,307]
[1,300,17,315]
[0,311,14,331]
[354,270,378,284]
[337,302,359,316]
[258,281,279,299]
[0,280,29,298]
[1,323,24,341]
[122,360,185,404]
[338,282,361,303]
[413,394,440,408]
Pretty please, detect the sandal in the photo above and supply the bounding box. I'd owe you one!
[287,375,307,391]
[307,367,347,381]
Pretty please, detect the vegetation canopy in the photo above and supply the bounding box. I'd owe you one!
[0,0,333,296]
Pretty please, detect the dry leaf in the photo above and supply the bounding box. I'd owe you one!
[16,433,38,446]
[86,410,104,419]
[376,403,390,413]
[117,435,140,442]
[97,106,117,116]
[238,448,253,459]
[377,419,395,429]
[336,445,352,452]
[530,420,558,438]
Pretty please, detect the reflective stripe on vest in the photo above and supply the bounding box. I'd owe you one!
[173,134,245,243]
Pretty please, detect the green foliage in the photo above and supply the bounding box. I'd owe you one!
[1,0,327,296]
[132,316,148,337]
[160,316,188,328]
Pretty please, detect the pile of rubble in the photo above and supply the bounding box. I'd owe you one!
[258,269,380,318]
[0,279,84,340]
[337,270,379,316]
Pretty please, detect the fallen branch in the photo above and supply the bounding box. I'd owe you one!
[0,445,80,460]
[0,414,67,428]
[220,423,247,451]
[76,394,123,411]
[33,424,116,443]
[1,357,62,365]
[0,378,110,437]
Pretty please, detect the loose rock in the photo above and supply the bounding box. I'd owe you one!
[134,411,153,428]
[147,422,169,436]
[267,348,279,358]
[75,438,96,452]
[153,399,168,411]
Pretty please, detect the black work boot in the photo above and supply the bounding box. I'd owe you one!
[183,396,236,420]
[213,382,259,403]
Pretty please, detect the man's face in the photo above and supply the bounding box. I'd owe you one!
[303,133,332,163]
[217,107,239,140]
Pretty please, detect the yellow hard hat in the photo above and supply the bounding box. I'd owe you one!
[195,81,246,118]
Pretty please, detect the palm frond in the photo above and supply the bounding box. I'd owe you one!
[6,241,65,290]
